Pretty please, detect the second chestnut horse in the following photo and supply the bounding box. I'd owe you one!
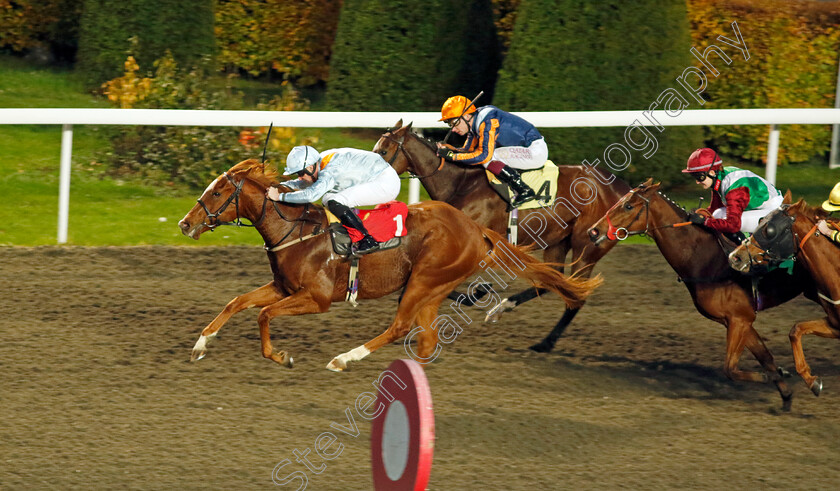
[178,159,601,371]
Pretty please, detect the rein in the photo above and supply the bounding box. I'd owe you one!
[381,133,446,180]
[198,172,324,252]
[604,189,693,241]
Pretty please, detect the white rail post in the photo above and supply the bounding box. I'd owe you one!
[765,124,780,186]
[57,124,73,244]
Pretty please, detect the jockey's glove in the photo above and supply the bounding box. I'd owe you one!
[687,212,706,225]
[436,147,455,161]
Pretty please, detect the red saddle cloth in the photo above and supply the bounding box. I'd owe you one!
[345,201,409,243]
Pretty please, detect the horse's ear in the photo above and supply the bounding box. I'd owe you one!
[640,177,655,188]
[390,119,403,131]
[405,121,413,132]
[783,189,792,204]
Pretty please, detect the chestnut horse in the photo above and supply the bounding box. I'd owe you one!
[178,159,601,371]
[374,121,630,352]
[730,200,838,395]
[588,179,819,410]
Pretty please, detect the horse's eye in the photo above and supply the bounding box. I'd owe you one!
[379,150,387,155]
[213,192,221,197]
[624,203,633,210]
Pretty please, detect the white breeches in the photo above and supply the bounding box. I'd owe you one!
[322,167,401,208]
[484,137,548,171]
[712,195,785,233]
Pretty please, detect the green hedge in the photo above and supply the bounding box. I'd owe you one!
[76,0,215,89]
[326,0,500,111]
[494,0,704,184]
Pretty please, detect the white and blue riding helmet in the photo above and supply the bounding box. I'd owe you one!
[284,145,321,176]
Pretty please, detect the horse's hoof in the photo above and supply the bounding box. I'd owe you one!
[777,366,791,378]
[190,350,206,362]
[485,299,516,323]
[326,358,347,372]
[529,340,554,353]
[810,378,823,397]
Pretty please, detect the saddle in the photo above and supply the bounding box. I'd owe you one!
[326,201,407,257]
[485,160,559,210]
[325,201,409,307]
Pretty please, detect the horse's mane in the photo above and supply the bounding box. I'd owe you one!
[789,198,829,221]
[405,128,439,152]
[229,159,280,187]
[656,190,688,217]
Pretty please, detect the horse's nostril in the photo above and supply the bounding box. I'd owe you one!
[179,220,190,231]
[589,228,599,237]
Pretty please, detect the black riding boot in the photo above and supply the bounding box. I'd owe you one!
[496,165,537,208]
[327,201,380,255]
[339,211,379,255]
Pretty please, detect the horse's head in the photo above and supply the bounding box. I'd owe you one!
[588,178,660,246]
[178,159,278,239]
[729,199,814,274]
[374,119,417,174]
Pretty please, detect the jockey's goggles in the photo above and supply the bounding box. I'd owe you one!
[296,166,316,178]
[444,118,461,128]
[690,171,708,182]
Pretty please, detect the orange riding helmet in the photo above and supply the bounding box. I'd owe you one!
[439,95,477,122]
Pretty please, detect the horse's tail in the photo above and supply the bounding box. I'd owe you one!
[481,228,602,309]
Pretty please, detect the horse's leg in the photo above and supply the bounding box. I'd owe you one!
[741,326,794,409]
[790,318,839,396]
[413,301,442,359]
[327,278,458,372]
[529,243,602,353]
[485,241,570,323]
[722,318,771,384]
[191,281,284,362]
[256,289,330,366]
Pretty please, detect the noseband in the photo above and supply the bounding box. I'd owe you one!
[604,190,651,240]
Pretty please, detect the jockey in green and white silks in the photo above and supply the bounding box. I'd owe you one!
[711,166,783,233]
[684,148,783,236]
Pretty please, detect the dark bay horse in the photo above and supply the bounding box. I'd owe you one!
[374,120,631,352]
[730,200,838,395]
[178,159,601,371]
[588,179,819,409]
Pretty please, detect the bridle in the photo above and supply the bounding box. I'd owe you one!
[603,188,693,241]
[197,173,251,229]
[603,189,652,240]
[196,172,323,250]
[380,132,446,180]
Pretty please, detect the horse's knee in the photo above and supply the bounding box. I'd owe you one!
[789,323,804,342]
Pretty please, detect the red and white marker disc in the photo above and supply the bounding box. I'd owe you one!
[371,359,434,491]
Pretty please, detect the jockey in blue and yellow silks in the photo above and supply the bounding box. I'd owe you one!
[435,95,547,208]
[266,145,400,256]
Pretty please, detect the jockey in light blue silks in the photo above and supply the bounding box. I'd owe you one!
[266,145,400,256]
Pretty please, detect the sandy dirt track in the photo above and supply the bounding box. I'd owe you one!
[1,244,839,490]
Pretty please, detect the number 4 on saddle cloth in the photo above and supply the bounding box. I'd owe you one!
[485,160,559,245]
[326,201,408,257]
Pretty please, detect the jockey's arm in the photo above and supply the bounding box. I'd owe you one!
[451,119,498,166]
[275,174,336,204]
[818,219,840,244]
[283,178,307,191]
[703,187,750,233]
